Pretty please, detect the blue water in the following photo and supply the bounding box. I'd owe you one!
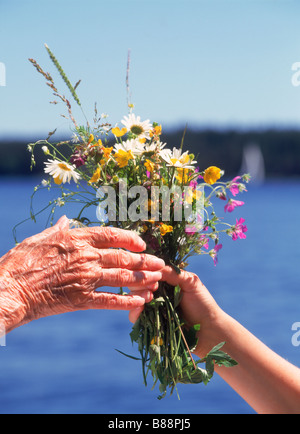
[0,177,300,414]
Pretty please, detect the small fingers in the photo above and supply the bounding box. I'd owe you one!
[161,266,202,293]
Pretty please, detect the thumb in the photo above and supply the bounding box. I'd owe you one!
[29,216,70,243]
[54,215,71,231]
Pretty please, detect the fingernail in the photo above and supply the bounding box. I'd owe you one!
[132,295,145,304]
[146,282,159,291]
[153,271,163,280]
[143,291,153,303]
[152,257,165,268]
[138,238,147,250]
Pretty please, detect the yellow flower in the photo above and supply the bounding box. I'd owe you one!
[175,168,190,184]
[87,134,94,144]
[90,139,103,149]
[89,167,101,184]
[150,125,162,138]
[151,336,164,346]
[102,146,113,159]
[54,176,63,185]
[115,149,134,168]
[144,159,155,173]
[160,223,173,236]
[112,127,127,137]
[185,189,202,205]
[203,166,222,185]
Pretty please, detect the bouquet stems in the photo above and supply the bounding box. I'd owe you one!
[129,273,238,400]
[129,277,197,399]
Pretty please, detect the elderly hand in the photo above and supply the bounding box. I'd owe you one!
[0,216,164,334]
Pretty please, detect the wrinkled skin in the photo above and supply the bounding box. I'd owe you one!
[0,216,164,333]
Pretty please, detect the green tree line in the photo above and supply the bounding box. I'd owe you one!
[0,128,300,178]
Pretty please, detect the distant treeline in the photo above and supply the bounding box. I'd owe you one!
[1,128,300,178]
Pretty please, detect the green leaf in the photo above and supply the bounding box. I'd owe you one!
[183,324,201,352]
[204,342,238,368]
[115,349,142,361]
[174,285,183,308]
[130,319,141,343]
[205,358,215,378]
[178,366,210,385]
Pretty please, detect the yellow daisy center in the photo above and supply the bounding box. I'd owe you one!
[58,162,72,172]
[130,125,144,135]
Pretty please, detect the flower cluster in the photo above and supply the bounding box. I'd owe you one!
[23,45,250,400]
[35,112,249,268]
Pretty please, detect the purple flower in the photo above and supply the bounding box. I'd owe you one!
[189,179,198,189]
[231,218,248,241]
[70,152,87,168]
[224,199,245,213]
[185,226,197,235]
[199,235,209,250]
[210,243,223,266]
[217,191,227,201]
[228,176,242,196]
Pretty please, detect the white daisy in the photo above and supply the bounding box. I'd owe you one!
[160,147,197,169]
[71,133,80,143]
[143,141,167,155]
[121,114,152,139]
[114,138,145,156]
[44,159,81,185]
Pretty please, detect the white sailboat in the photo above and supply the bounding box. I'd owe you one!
[239,143,265,184]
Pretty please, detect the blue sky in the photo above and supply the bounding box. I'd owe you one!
[1,0,300,139]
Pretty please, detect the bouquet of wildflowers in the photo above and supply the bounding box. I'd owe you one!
[21,45,250,399]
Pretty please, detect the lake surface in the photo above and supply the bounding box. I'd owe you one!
[0,177,299,414]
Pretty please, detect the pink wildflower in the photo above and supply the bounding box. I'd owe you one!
[224,199,245,213]
[189,179,198,189]
[185,226,197,235]
[199,235,209,250]
[231,218,248,241]
[228,176,242,196]
[217,191,227,201]
[210,244,223,266]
